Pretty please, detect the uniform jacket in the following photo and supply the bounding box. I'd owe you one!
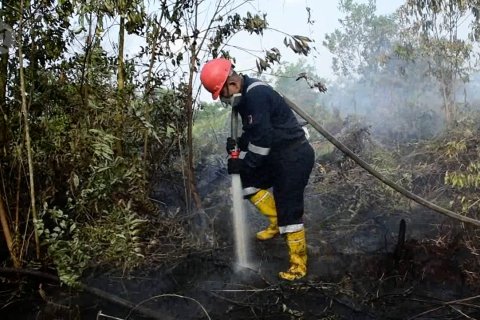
[234,75,306,171]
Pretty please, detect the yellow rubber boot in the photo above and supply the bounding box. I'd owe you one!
[249,190,279,240]
[278,229,307,281]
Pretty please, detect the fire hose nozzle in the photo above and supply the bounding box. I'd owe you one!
[229,149,240,159]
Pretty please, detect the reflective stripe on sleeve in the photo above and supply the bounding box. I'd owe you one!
[303,126,310,140]
[246,81,269,93]
[248,142,270,156]
[239,151,247,159]
[279,224,304,234]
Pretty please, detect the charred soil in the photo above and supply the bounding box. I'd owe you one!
[2,129,480,319]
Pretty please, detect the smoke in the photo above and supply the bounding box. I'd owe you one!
[312,47,480,145]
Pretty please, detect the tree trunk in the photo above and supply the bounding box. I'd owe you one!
[143,9,165,161]
[116,15,126,156]
[185,85,202,211]
[18,0,40,259]
[117,16,125,92]
[0,0,15,149]
[184,1,203,211]
[0,196,20,268]
[80,13,95,107]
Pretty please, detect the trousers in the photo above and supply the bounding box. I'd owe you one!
[241,139,314,228]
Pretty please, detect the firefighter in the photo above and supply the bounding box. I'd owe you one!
[200,58,314,281]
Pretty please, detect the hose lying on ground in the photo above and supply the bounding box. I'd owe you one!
[284,96,480,227]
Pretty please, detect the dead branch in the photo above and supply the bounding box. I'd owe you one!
[124,294,211,320]
[0,196,20,267]
[0,268,167,320]
[407,294,480,320]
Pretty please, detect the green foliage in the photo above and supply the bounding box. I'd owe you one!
[400,0,477,123]
[206,8,313,74]
[71,0,146,34]
[271,59,335,142]
[81,200,146,269]
[23,51,168,283]
[29,81,157,285]
[427,117,480,217]
[406,0,480,40]
[442,138,480,215]
[37,204,87,287]
[273,59,321,108]
[0,24,186,283]
[37,200,145,286]
[193,102,230,156]
[209,12,269,58]
[444,140,467,158]
[445,163,480,189]
[324,0,398,77]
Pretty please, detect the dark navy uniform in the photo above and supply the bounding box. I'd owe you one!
[235,75,315,233]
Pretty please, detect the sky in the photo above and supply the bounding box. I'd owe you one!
[215,0,407,79]
[115,0,407,100]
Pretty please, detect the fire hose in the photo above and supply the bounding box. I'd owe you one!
[282,96,480,227]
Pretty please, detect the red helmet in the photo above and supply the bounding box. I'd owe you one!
[200,58,232,100]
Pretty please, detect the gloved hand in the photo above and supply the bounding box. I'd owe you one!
[227,158,243,175]
[226,137,237,154]
[237,135,248,151]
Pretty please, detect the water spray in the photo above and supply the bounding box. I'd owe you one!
[229,110,251,270]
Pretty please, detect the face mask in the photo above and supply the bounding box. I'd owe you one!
[220,93,242,108]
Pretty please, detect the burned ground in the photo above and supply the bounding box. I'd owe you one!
[2,127,480,320]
